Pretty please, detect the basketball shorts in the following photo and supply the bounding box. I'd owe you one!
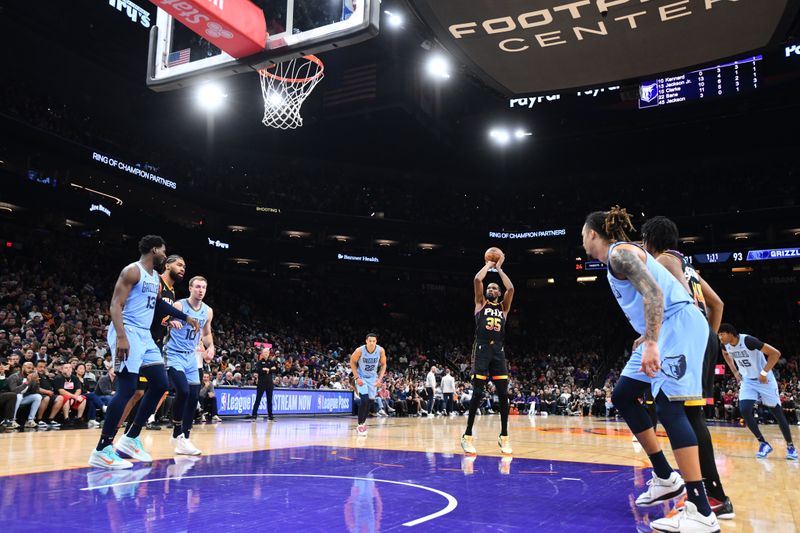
[166,350,201,385]
[108,324,164,374]
[621,304,706,402]
[739,375,780,407]
[356,378,377,399]
[471,341,508,381]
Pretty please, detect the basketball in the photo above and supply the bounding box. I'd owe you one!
[484,247,503,263]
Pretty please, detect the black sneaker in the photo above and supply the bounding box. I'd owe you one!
[713,496,735,520]
[145,422,162,430]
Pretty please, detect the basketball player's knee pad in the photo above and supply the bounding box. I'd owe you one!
[188,384,201,401]
[684,405,712,447]
[738,399,756,419]
[139,365,169,395]
[115,370,139,401]
[168,368,190,396]
[611,376,653,434]
[495,380,509,404]
[655,392,697,450]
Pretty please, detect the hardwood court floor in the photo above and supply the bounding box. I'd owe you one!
[1,414,798,532]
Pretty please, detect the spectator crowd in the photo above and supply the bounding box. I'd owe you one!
[1,229,798,433]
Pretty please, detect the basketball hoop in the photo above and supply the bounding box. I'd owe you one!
[258,55,324,130]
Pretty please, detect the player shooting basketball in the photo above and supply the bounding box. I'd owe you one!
[461,248,514,457]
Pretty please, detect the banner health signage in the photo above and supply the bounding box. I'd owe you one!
[337,253,380,263]
[92,151,177,189]
[216,387,353,416]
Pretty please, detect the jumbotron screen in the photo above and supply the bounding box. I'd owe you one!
[639,56,762,109]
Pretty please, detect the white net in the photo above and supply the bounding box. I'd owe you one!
[258,55,324,130]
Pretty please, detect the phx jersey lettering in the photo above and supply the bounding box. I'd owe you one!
[666,250,719,402]
[107,262,163,374]
[165,299,208,385]
[724,334,780,407]
[472,301,508,381]
[356,345,382,398]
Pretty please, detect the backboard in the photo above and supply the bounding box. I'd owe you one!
[147,0,379,91]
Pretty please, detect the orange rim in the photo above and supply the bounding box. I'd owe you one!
[258,55,324,83]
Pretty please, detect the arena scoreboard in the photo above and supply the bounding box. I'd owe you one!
[639,55,762,109]
[581,247,800,270]
[691,247,800,264]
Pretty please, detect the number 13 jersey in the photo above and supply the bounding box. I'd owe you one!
[123,262,160,329]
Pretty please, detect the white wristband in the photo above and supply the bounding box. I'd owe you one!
[759,370,768,377]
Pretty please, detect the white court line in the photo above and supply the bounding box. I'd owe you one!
[561,477,581,481]
[82,473,458,527]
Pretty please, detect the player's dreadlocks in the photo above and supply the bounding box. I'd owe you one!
[584,205,636,242]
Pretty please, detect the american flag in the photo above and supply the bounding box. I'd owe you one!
[167,48,191,67]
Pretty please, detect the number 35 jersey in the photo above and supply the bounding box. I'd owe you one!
[475,301,506,343]
[723,334,770,380]
[165,299,209,353]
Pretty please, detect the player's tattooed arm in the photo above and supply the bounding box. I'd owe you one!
[609,247,663,343]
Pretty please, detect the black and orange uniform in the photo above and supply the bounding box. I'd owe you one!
[665,249,718,405]
[151,276,177,348]
[471,301,508,381]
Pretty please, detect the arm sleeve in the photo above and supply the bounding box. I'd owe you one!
[744,336,765,351]
[155,299,188,321]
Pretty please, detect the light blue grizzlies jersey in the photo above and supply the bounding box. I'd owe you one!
[724,334,770,380]
[123,262,160,329]
[165,299,209,353]
[607,243,694,335]
[358,345,382,382]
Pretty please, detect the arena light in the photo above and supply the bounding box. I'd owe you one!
[384,10,404,28]
[426,54,451,80]
[489,129,511,145]
[284,230,311,239]
[490,127,531,146]
[196,82,227,111]
[576,276,598,283]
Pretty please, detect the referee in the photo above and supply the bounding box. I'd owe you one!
[251,347,276,421]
